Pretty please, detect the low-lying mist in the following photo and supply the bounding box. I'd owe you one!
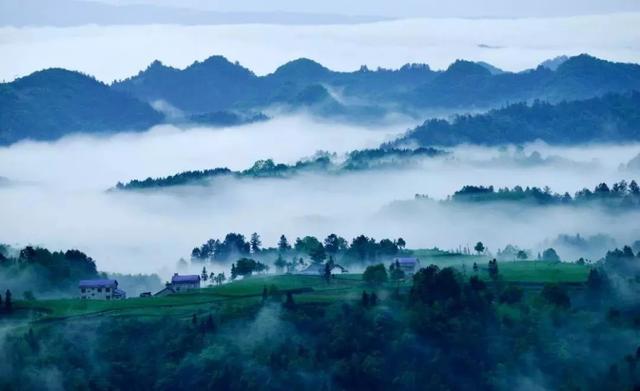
[0,114,638,275]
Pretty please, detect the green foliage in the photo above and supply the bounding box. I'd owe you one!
[362,264,388,286]
[542,248,561,262]
[0,69,162,144]
[114,147,445,190]
[541,283,571,308]
[231,258,268,279]
[294,236,326,263]
[0,246,99,295]
[394,90,640,146]
[441,181,640,209]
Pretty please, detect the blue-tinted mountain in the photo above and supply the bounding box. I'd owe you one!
[114,57,260,113]
[390,91,640,146]
[114,54,640,116]
[0,68,162,144]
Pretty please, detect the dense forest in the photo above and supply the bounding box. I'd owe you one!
[114,147,445,190]
[0,245,162,298]
[440,180,640,208]
[2,243,640,390]
[390,91,640,146]
[190,232,407,269]
[0,69,162,144]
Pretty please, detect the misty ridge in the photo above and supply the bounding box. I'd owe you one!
[3,52,640,145]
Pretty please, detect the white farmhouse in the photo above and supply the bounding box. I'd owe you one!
[79,279,126,300]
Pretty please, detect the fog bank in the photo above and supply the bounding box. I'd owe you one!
[0,117,638,274]
[1,13,639,82]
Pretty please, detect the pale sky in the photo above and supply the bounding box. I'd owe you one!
[88,0,640,18]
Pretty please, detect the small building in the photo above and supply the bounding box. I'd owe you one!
[393,257,420,275]
[139,292,152,298]
[297,263,348,275]
[169,273,201,292]
[79,279,126,300]
[154,285,177,297]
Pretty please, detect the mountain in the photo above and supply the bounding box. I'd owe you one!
[539,55,569,71]
[5,54,640,144]
[113,57,259,113]
[114,54,640,116]
[390,91,640,146]
[0,69,162,144]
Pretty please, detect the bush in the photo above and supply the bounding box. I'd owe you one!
[363,264,388,286]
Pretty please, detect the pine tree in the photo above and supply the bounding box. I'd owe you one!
[250,233,262,253]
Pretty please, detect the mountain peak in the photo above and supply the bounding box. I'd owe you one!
[538,55,569,71]
[444,60,492,77]
[272,58,329,79]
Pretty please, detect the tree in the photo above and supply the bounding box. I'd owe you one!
[177,258,188,270]
[389,260,405,282]
[348,235,376,261]
[488,259,499,281]
[474,242,485,255]
[231,264,237,280]
[324,234,347,255]
[274,254,287,273]
[370,292,378,306]
[361,291,370,307]
[233,258,268,278]
[215,272,226,285]
[499,285,523,304]
[396,238,406,250]
[541,283,570,308]
[324,256,335,283]
[250,233,262,254]
[541,248,561,262]
[516,250,528,260]
[363,264,388,286]
[4,289,11,312]
[278,235,291,253]
[284,291,295,309]
[295,236,326,263]
[201,266,208,282]
[473,262,479,273]
[209,272,215,282]
[309,244,326,264]
[378,239,399,256]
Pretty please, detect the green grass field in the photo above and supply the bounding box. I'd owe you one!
[15,261,589,322]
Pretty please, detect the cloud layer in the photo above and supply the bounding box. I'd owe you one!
[1,116,638,275]
[1,13,639,82]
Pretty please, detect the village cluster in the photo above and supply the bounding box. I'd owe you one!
[78,257,421,300]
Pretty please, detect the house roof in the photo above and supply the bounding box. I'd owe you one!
[394,257,419,265]
[154,286,176,296]
[78,279,118,288]
[171,274,201,283]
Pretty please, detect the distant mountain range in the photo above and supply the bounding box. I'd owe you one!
[113,54,640,116]
[2,54,640,144]
[388,92,640,146]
